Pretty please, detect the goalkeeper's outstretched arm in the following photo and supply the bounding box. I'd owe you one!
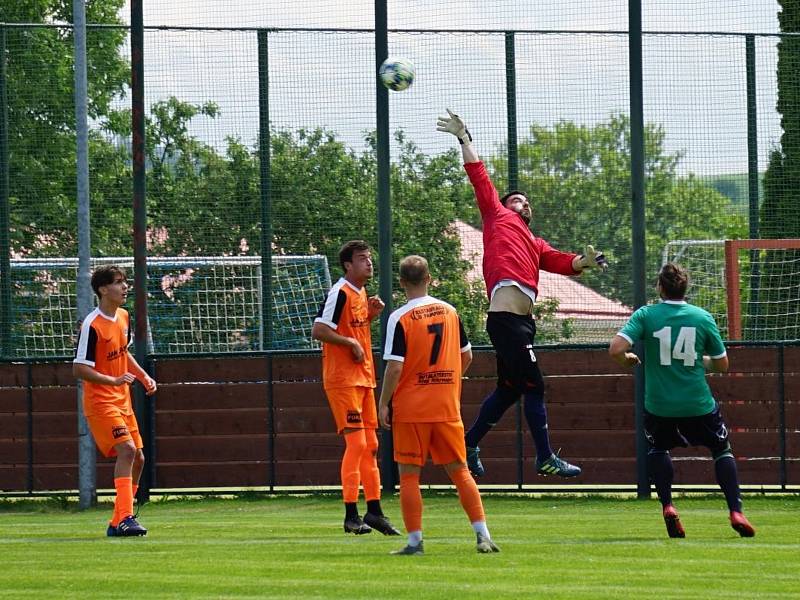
[437,109,479,163]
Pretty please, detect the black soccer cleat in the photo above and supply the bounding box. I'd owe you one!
[115,515,147,537]
[364,512,401,536]
[343,515,372,535]
[466,446,485,478]
[391,541,424,555]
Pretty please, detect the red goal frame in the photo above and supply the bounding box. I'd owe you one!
[724,238,800,340]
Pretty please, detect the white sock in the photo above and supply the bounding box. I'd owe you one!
[408,530,422,546]
[471,520,490,538]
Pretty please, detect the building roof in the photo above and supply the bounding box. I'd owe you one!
[453,219,632,320]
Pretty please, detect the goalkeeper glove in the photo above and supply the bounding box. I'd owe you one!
[574,244,609,271]
[436,108,472,145]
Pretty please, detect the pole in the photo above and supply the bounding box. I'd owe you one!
[628,0,649,498]
[258,30,273,351]
[0,27,11,359]
[131,0,152,501]
[74,0,96,510]
[505,32,519,192]
[375,0,396,491]
[745,35,760,338]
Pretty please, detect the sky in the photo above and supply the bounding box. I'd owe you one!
[114,1,783,176]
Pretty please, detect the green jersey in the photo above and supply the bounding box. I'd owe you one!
[617,300,726,417]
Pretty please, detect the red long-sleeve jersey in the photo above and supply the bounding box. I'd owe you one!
[465,161,578,300]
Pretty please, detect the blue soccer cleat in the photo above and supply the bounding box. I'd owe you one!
[536,452,581,478]
[115,515,147,537]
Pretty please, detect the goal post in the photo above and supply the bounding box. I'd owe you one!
[724,239,800,341]
[8,255,332,358]
[663,238,800,342]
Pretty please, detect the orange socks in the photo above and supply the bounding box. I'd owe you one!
[111,476,134,527]
[341,430,367,503]
[399,472,423,533]
[449,466,485,523]
[360,429,381,502]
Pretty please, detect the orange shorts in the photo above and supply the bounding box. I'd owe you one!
[86,413,142,458]
[325,386,378,434]
[392,421,466,467]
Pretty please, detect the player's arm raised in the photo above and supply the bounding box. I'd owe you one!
[437,109,479,164]
[572,244,609,272]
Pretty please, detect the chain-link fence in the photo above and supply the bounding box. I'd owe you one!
[1,1,799,359]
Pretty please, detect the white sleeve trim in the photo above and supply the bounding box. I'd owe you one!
[461,342,472,353]
[73,310,98,367]
[313,316,338,330]
[616,332,634,345]
[710,351,727,359]
[383,354,405,363]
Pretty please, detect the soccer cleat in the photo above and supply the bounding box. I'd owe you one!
[391,541,424,555]
[476,532,500,553]
[115,515,147,537]
[364,512,401,536]
[662,504,685,538]
[343,516,372,535]
[536,452,581,478]
[730,511,756,537]
[106,523,118,537]
[466,446,485,478]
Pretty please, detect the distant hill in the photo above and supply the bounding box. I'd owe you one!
[700,173,764,215]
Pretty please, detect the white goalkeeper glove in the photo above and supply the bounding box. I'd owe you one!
[573,244,609,271]
[436,108,472,145]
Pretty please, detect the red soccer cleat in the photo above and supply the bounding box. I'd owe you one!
[730,511,756,537]
[662,504,685,538]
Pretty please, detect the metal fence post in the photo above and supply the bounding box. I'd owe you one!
[258,29,273,352]
[0,27,10,359]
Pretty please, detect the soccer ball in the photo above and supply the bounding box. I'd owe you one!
[378,58,415,91]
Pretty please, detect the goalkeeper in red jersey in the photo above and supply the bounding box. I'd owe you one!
[437,109,608,479]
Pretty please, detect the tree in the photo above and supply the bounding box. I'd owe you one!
[759,0,800,340]
[4,0,128,256]
[489,115,746,307]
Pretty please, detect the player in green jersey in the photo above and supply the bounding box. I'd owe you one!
[609,262,755,538]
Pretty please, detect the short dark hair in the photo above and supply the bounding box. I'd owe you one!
[91,265,127,299]
[658,262,689,300]
[399,255,429,286]
[338,240,370,271]
[499,190,528,206]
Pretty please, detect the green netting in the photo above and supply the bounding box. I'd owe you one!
[2,2,800,359]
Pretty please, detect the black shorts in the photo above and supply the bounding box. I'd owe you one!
[644,403,730,454]
[486,311,544,394]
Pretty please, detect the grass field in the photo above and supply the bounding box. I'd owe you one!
[1,493,798,599]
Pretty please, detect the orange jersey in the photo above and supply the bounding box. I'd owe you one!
[73,307,133,417]
[383,296,470,423]
[314,278,376,390]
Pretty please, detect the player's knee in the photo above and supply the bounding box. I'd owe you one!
[134,448,145,468]
[115,441,137,463]
[365,430,379,455]
[712,442,733,461]
[344,429,368,453]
